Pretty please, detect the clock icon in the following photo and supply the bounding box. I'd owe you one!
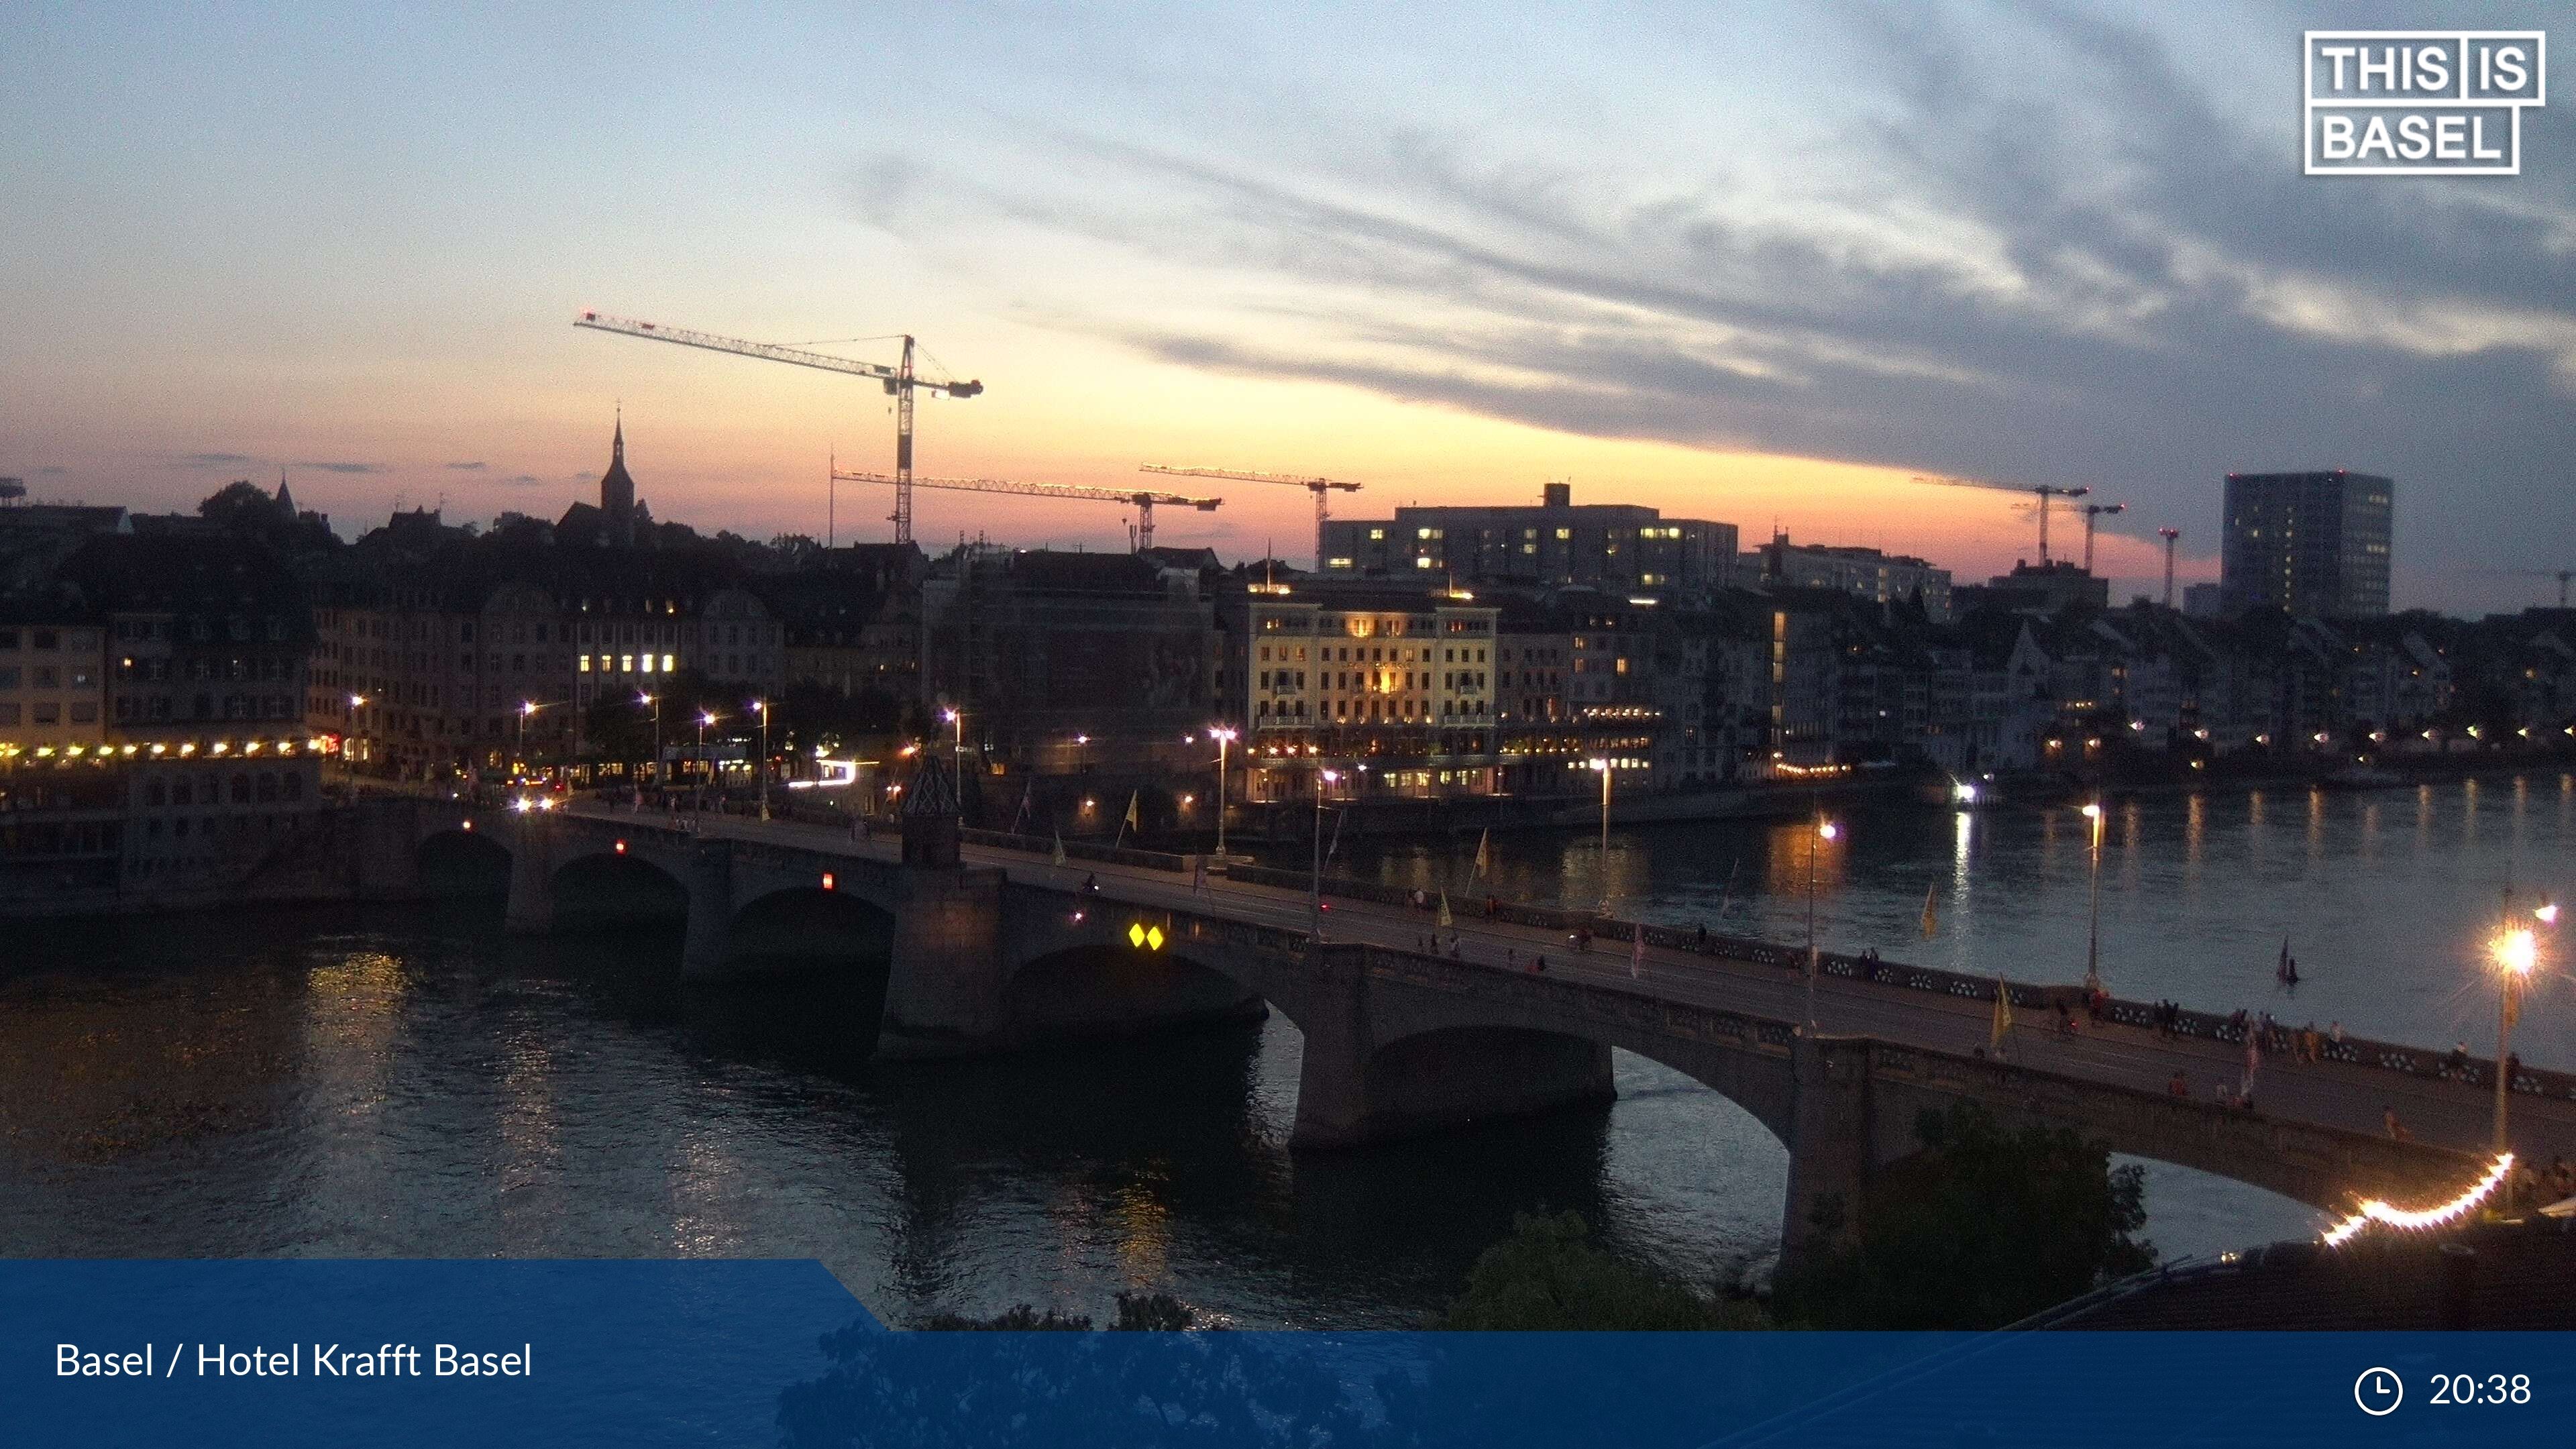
[2355,1367,2404,1417]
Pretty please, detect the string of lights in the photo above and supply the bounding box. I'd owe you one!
[2319,1153,2514,1247]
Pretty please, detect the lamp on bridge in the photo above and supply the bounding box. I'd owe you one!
[1588,757,1614,913]
[1804,815,1838,1034]
[2490,906,2547,1157]
[753,698,771,821]
[2082,800,2106,996]
[1209,725,1238,867]
[1311,767,1341,944]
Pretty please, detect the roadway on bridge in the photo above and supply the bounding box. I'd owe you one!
[569,802,2576,1179]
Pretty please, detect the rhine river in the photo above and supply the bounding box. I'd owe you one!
[6,775,2573,1328]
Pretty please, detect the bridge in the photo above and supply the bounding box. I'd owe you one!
[360,794,2576,1268]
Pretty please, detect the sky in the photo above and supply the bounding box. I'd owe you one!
[2,1,2570,612]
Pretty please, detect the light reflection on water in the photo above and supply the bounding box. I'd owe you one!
[0,775,2567,1327]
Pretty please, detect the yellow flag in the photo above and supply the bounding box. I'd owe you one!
[1123,791,1140,830]
[1920,881,1939,938]
[1990,978,2012,1052]
[1473,828,1491,879]
[1437,892,1452,928]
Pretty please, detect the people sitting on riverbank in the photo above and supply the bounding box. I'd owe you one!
[2167,1070,2190,1097]
[2384,1106,2410,1141]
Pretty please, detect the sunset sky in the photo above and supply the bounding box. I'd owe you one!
[3,2,2570,610]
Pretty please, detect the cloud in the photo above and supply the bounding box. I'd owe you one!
[862,1,2575,603]
[34,465,68,475]
[503,474,545,487]
[176,451,259,468]
[444,460,487,471]
[290,460,385,474]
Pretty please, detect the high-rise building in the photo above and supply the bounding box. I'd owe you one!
[1316,483,1736,598]
[2219,470,2392,619]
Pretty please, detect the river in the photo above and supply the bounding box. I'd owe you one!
[5,774,2571,1327]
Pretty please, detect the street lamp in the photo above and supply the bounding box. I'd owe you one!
[636,692,660,807]
[753,699,771,820]
[2491,906,2546,1154]
[517,700,540,778]
[1210,724,1238,866]
[696,711,718,812]
[1805,815,1837,1034]
[1588,757,1615,910]
[1311,767,1340,943]
[2082,800,2106,996]
[1075,733,1090,774]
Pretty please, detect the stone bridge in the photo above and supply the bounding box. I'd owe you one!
[367,796,2516,1267]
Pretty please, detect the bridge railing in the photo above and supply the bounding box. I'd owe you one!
[1204,860,2576,1108]
[960,826,1193,873]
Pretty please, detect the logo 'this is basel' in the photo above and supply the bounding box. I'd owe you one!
[2305,31,2546,176]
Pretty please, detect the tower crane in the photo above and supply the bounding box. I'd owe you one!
[2079,502,2127,574]
[1139,464,1362,570]
[2488,568,2576,607]
[1911,473,2090,565]
[831,471,1220,553]
[574,311,981,547]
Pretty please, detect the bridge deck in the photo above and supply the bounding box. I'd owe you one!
[551,801,2576,1177]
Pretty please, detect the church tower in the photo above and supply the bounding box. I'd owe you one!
[600,408,637,546]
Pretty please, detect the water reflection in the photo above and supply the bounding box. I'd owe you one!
[11,773,2574,1328]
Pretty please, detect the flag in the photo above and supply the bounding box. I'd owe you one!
[1473,828,1491,880]
[1437,892,1452,928]
[1989,977,2012,1054]
[1326,805,1345,864]
[1123,791,1140,830]
[1630,928,1646,979]
[1052,830,1067,867]
[1919,881,1939,938]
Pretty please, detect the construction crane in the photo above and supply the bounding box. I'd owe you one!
[1139,464,1362,570]
[574,311,981,547]
[2488,568,2576,607]
[2079,502,2127,573]
[2158,528,2181,607]
[1911,473,2090,565]
[831,471,1220,553]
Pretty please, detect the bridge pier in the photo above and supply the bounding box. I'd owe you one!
[1780,1034,1876,1275]
[1289,955,1616,1150]
[502,811,557,934]
[875,866,1010,1059]
[679,838,737,980]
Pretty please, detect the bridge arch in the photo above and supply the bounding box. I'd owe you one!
[1000,940,1271,1044]
[550,848,688,932]
[727,884,899,977]
[415,825,511,896]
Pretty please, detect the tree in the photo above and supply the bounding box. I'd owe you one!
[1774,1102,2155,1329]
[198,479,284,531]
[1440,1210,1765,1330]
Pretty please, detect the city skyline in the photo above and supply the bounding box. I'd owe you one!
[4,2,2571,611]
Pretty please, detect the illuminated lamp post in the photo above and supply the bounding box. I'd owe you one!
[1588,756,1613,912]
[753,698,771,820]
[2492,904,2548,1156]
[1311,767,1340,942]
[2082,799,2106,996]
[1805,814,1838,1034]
[1210,724,1238,866]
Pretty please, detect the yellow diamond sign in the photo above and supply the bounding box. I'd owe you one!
[1146,925,1166,951]
[1128,922,1147,948]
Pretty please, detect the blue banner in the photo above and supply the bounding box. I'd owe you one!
[2,1261,2561,1446]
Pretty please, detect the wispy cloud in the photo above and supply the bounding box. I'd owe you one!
[856,1,2575,581]
[444,460,487,471]
[175,451,258,469]
[291,460,385,474]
